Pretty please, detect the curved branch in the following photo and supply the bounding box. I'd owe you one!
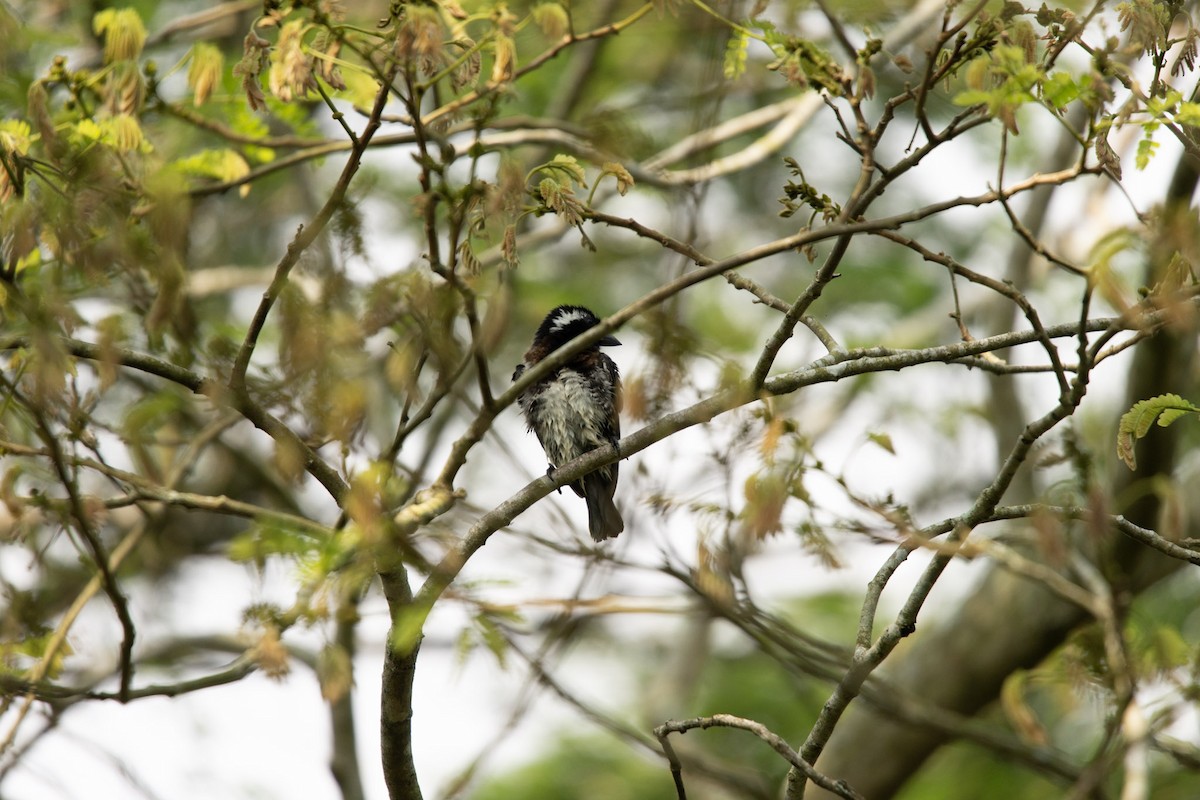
[656,715,862,800]
[0,335,206,392]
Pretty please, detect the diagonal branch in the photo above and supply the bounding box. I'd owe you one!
[433,168,1101,498]
[785,318,1115,799]
[411,305,1190,636]
[0,335,351,504]
[228,72,395,391]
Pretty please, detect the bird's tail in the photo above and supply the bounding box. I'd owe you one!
[583,476,623,541]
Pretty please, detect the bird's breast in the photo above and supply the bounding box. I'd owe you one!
[521,368,612,466]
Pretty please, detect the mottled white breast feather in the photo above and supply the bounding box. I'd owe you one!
[534,370,610,466]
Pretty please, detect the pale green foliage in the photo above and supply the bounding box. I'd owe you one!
[186,42,225,106]
[757,18,841,91]
[0,120,31,156]
[93,7,147,63]
[724,28,750,80]
[173,149,252,187]
[531,2,569,40]
[1,1,1199,798]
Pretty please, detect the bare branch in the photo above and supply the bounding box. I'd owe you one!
[656,715,863,800]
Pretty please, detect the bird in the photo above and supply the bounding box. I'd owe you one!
[513,305,624,541]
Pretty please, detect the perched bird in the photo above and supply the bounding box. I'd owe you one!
[513,305,624,540]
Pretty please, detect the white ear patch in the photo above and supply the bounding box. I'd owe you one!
[549,307,593,332]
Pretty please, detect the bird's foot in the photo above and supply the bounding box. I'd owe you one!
[608,434,622,459]
[546,464,562,494]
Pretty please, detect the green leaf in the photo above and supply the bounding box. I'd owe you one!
[867,431,895,455]
[1135,128,1159,170]
[0,120,32,156]
[3,633,73,680]
[546,154,587,187]
[186,42,224,106]
[531,3,569,40]
[68,116,151,153]
[1117,394,1200,469]
[122,392,185,444]
[1140,626,1191,673]
[475,614,509,669]
[228,519,323,565]
[1042,71,1082,110]
[72,118,103,144]
[1145,89,1183,118]
[951,45,1043,131]
[92,7,147,63]
[1176,101,1200,126]
[1157,407,1192,426]
[953,89,993,107]
[13,248,40,275]
[173,148,251,192]
[336,68,382,109]
[724,28,749,80]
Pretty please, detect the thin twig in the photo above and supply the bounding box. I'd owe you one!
[787,308,1104,798]
[655,715,863,800]
[228,69,396,390]
[0,377,137,702]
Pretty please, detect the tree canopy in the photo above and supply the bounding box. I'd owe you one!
[1,1,1199,799]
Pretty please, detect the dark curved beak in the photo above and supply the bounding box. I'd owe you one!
[598,334,621,347]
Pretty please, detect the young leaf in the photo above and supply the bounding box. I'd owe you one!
[867,432,895,455]
[546,153,587,187]
[93,7,147,63]
[599,161,634,195]
[742,470,787,539]
[475,614,509,669]
[531,3,569,40]
[1116,394,1200,469]
[0,120,32,156]
[187,42,225,106]
[1042,71,1082,110]
[105,114,146,152]
[228,519,322,566]
[1135,125,1159,170]
[1178,102,1200,126]
[317,643,353,702]
[724,28,749,80]
[173,149,251,192]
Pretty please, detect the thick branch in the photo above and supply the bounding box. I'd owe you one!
[379,565,423,800]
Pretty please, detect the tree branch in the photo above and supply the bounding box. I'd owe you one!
[656,715,863,800]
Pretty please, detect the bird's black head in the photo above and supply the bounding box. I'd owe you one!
[533,305,621,351]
